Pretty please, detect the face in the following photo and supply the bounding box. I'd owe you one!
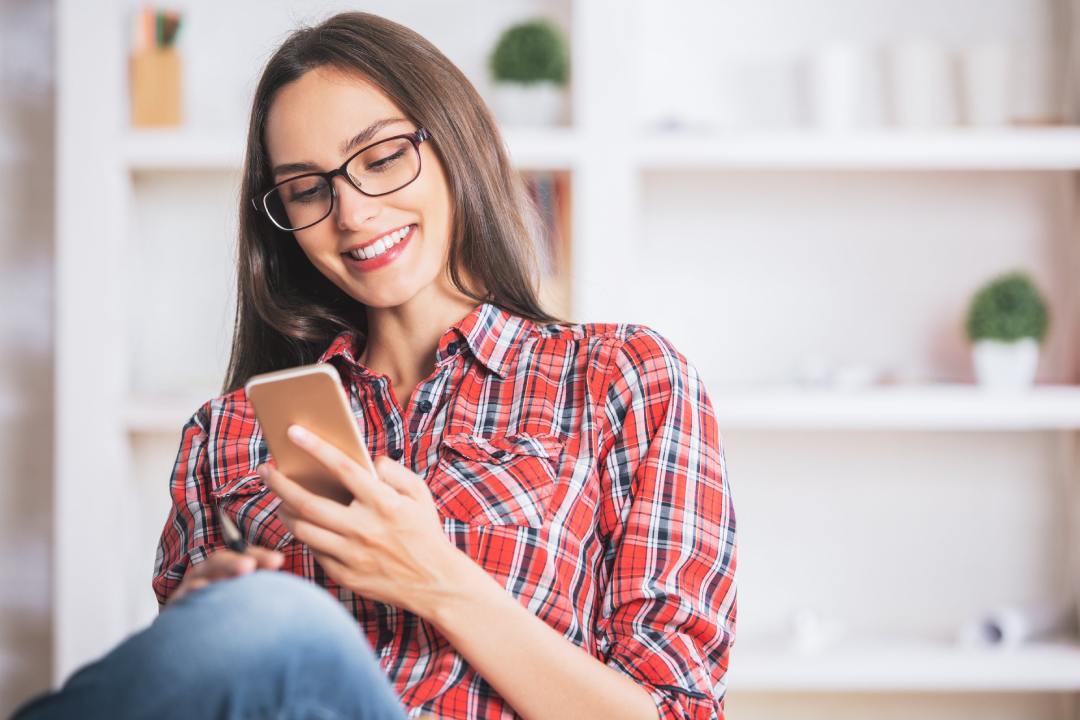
[263,66,456,310]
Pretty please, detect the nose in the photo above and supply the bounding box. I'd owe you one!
[331,174,381,231]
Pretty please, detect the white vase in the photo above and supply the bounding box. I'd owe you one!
[972,337,1039,389]
[489,81,566,126]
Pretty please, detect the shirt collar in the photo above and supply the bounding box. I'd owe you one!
[317,302,535,379]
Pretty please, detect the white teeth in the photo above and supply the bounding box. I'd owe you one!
[348,225,412,261]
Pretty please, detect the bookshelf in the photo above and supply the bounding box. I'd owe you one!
[56,1,1080,718]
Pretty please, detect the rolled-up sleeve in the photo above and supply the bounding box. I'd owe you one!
[151,401,218,608]
[594,326,737,719]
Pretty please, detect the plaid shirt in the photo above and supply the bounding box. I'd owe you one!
[153,301,737,719]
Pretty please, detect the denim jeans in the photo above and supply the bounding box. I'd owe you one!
[9,570,411,720]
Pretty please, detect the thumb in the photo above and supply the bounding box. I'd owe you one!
[373,454,426,499]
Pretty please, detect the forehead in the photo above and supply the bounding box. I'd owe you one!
[264,66,402,163]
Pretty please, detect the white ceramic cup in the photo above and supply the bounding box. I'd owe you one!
[960,44,1012,126]
[889,40,958,127]
[809,44,885,131]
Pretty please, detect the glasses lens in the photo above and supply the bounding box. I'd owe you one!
[264,175,332,231]
[346,137,420,196]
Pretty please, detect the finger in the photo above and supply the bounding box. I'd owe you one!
[201,550,256,579]
[262,463,361,537]
[245,545,286,569]
[284,424,392,509]
[287,514,353,558]
[312,551,354,588]
[372,455,427,500]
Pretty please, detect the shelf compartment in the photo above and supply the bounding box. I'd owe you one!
[709,384,1080,431]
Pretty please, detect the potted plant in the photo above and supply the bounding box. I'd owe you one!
[488,18,569,126]
[964,270,1050,389]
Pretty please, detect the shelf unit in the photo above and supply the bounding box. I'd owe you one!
[730,641,1080,693]
[636,127,1080,171]
[708,384,1080,431]
[56,1,1080,718]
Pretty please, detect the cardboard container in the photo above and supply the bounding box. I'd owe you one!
[129,48,182,127]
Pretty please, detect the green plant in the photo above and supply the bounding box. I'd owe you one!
[489,19,568,86]
[965,270,1050,343]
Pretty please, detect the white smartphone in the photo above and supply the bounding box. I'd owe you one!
[245,362,374,505]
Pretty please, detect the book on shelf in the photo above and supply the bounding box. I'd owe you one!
[522,170,571,318]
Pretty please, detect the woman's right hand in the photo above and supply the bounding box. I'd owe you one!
[166,546,285,607]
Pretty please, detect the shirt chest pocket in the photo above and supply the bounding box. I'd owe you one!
[429,432,563,527]
[209,472,292,549]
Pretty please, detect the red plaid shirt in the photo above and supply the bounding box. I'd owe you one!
[153,301,737,719]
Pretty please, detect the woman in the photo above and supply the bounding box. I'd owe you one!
[13,11,736,720]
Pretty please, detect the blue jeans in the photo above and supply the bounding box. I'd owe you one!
[10,570,411,720]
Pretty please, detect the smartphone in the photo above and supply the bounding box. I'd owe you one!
[245,362,374,505]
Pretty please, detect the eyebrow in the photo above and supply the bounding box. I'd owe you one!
[271,117,410,177]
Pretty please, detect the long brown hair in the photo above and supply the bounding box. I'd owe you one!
[222,11,564,395]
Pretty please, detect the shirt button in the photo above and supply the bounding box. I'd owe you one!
[446,341,459,354]
[388,448,404,461]
[417,399,433,413]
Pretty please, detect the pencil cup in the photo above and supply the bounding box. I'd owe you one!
[129,48,182,127]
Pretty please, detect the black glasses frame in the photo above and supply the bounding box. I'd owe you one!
[252,127,432,232]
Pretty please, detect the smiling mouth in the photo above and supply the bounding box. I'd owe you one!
[342,224,415,262]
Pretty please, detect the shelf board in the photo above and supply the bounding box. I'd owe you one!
[127,384,1080,435]
[709,383,1080,431]
[501,126,582,171]
[125,130,244,171]
[124,396,209,435]
[636,127,1080,171]
[124,126,581,173]
[729,640,1080,692]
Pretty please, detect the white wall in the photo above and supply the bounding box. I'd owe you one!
[0,0,53,715]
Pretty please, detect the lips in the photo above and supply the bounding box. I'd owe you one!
[341,223,415,260]
[341,224,415,272]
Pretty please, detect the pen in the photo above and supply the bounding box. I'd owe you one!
[214,502,248,553]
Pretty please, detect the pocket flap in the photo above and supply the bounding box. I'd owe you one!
[441,432,562,464]
[210,471,267,499]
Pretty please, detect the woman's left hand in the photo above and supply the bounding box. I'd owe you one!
[258,423,475,618]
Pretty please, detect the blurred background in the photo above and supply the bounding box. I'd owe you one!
[4,0,1080,717]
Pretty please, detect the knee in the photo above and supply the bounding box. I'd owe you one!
[196,570,351,627]
[162,570,372,671]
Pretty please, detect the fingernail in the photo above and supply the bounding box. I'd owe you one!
[287,425,308,443]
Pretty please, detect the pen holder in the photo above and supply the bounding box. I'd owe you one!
[129,48,182,127]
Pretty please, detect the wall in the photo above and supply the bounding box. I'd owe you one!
[0,0,54,714]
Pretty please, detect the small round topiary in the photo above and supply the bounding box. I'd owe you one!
[489,19,568,86]
[965,270,1050,343]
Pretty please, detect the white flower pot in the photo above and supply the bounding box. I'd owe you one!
[972,337,1040,389]
[489,81,566,126]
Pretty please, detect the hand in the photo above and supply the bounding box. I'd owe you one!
[258,424,475,618]
[167,545,284,607]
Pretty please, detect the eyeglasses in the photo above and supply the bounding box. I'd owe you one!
[252,127,432,232]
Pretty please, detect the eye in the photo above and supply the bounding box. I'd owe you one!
[367,148,405,172]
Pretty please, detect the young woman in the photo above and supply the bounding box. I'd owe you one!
[14,11,736,720]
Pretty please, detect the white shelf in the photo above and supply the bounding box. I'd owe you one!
[124,396,209,435]
[501,126,582,171]
[128,384,1080,434]
[729,640,1080,692]
[636,128,1080,171]
[124,125,581,173]
[710,383,1080,430]
[125,129,245,171]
